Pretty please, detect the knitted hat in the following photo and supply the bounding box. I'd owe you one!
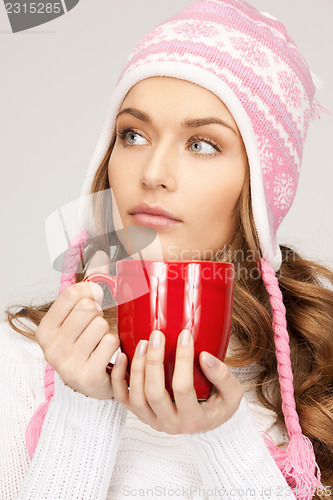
[27,0,329,496]
[80,0,328,272]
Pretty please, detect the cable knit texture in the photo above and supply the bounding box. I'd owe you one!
[0,319,298,499]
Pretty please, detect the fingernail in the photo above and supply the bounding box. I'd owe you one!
[136,340,148,357]
[179,330,190,345]
[202,351,218,368]
[115,352,122,366]
[150,330,161,348]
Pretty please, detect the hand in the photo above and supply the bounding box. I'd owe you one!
[111,329,244,434]
[35,251,120,399]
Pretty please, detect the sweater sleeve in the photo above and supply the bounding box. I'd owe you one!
[182,397,296,499]
[16,371,127,499]
[0,320,127,500]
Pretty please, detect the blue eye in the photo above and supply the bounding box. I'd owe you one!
[189,139,219,155]
[116,128,222,157]
[117,129,147,145]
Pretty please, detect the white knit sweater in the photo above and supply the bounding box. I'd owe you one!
[0,319,296,500]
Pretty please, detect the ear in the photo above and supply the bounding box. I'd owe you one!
[86,250,110,277]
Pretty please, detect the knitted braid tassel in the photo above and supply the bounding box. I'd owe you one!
[25,229,90,460]
[259,258,324,500]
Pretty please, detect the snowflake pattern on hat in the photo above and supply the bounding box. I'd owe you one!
[231,36,270,68]
[173,20,220,38]
[278,70,303,108]
[274,173,295,210]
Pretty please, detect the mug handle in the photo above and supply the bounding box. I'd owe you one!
[83,272,117,297]
[83,273,118,374]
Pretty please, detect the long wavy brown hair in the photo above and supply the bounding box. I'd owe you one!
[6,137,333,495]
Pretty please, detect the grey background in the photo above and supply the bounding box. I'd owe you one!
[1,0,332,317]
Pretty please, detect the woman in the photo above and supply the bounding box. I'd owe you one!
[2,0,332,498]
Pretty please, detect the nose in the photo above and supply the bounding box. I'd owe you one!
[139,141,177,191]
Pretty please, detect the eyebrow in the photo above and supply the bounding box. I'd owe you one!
[116,107,238,136]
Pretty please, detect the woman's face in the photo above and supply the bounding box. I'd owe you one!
[108,76,248,260]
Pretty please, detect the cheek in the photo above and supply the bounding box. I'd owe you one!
[192,174,244,222]
[215,163,246,211]
[108,147,140,188]
[108,158,120,187]
[108,161,128,223]
[186,174,245,249]
[219,182,242,213]
[108,158,129,200]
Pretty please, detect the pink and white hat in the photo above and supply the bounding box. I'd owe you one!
[27,1,329,496]
[81,0,327,272]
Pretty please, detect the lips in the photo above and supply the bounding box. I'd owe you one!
[129,203,182,222]
[128,203,182,229]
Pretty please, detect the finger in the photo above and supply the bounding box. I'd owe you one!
[59,297,104,344]
[172,330,200,420]
[199,352,243,415]
[111,352,131,406]
[128,340,156,421]
[144,331,177,426]
[87,330,120,369]
[74,315,116,362]
[86,250,110,277]
[40,281,104,330]
[129,340,148,405]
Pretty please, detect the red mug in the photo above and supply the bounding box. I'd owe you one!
[84,259,234,400]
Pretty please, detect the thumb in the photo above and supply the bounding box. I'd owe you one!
[199,351,243,405]
[86,250,110,277]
